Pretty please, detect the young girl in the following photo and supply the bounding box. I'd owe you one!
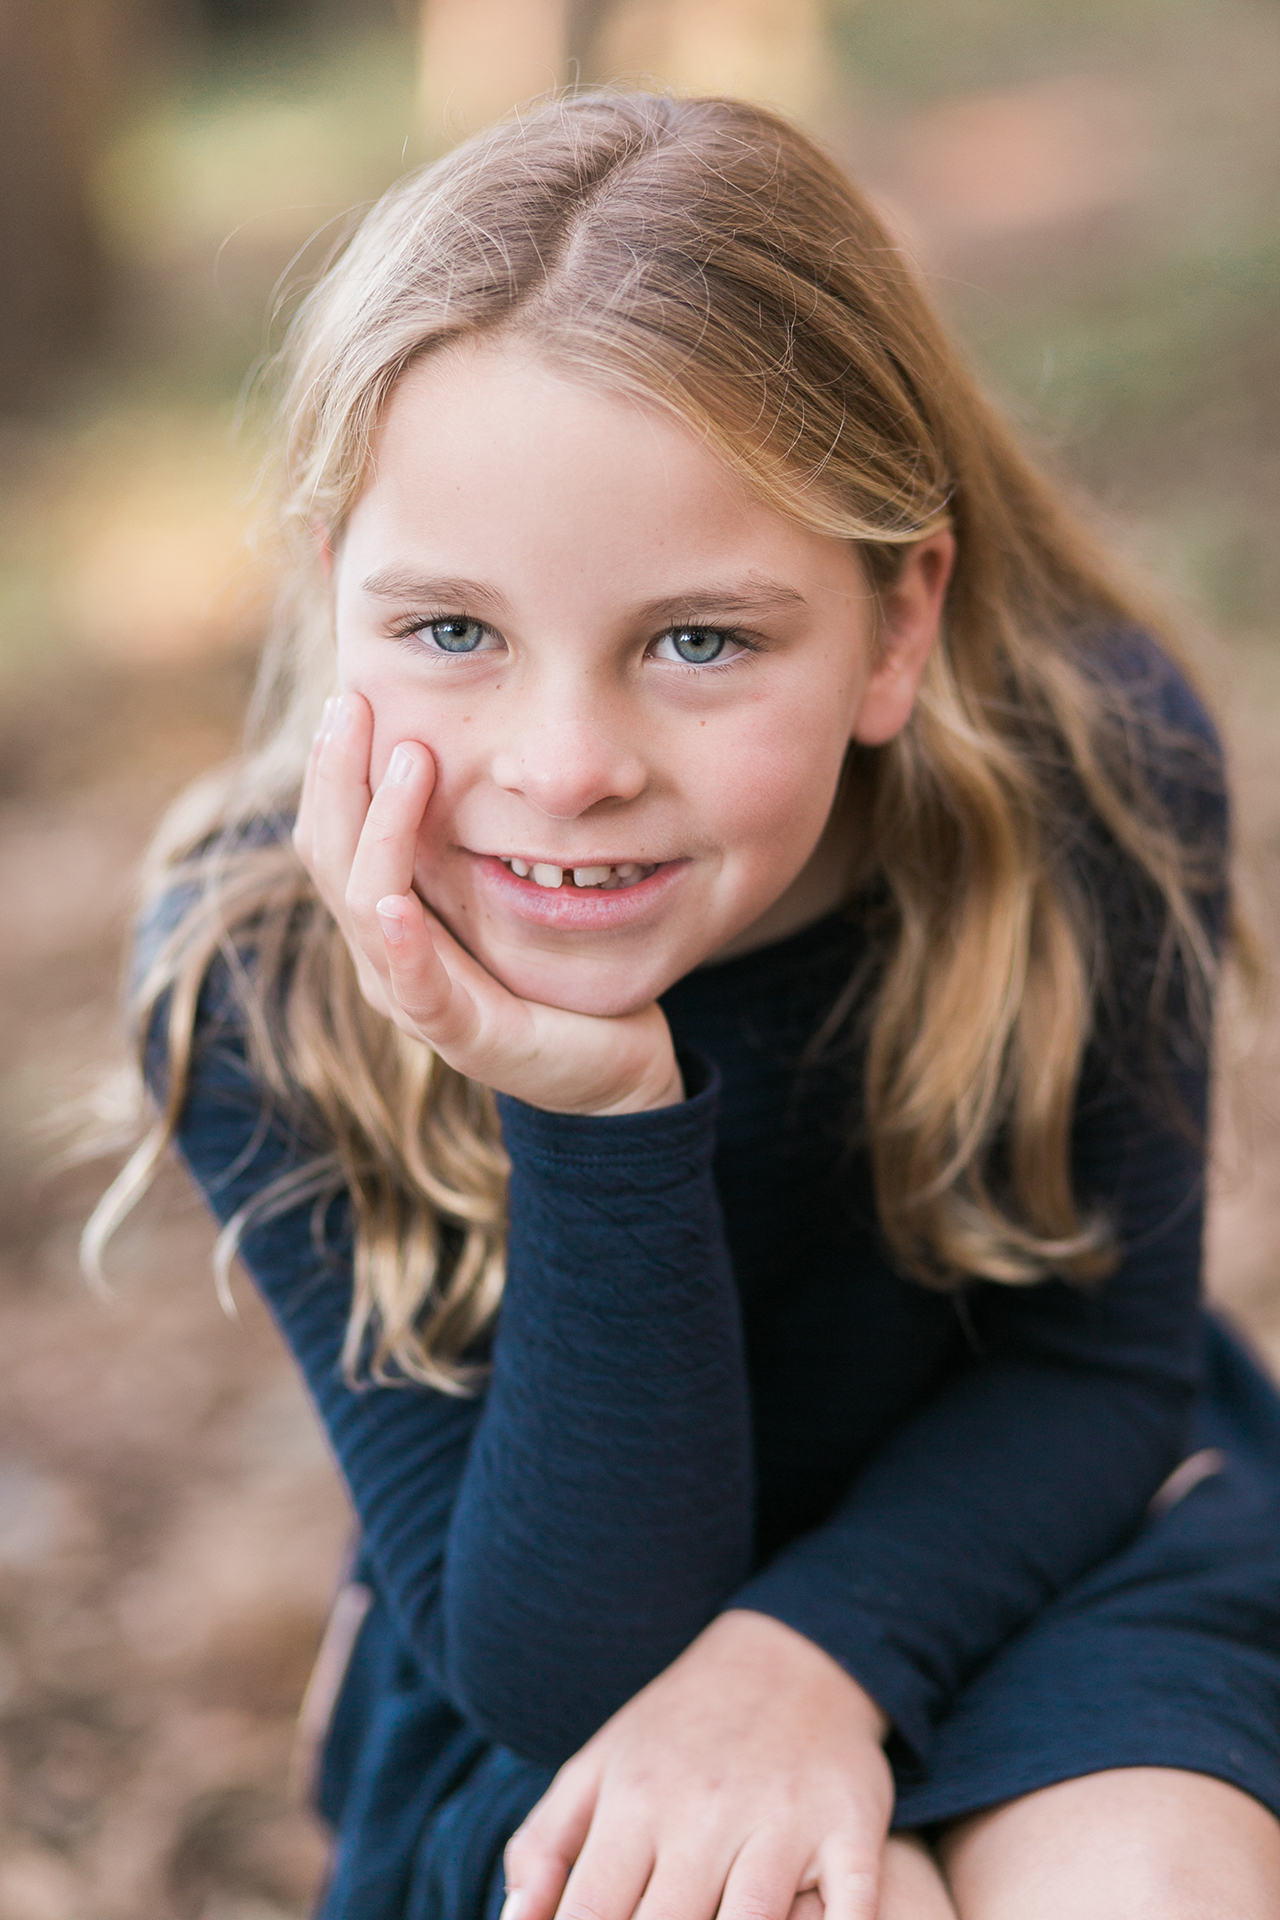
[99,91,1280,1919]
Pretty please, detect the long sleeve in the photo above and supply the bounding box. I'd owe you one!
[166,1001,754,1770]
[441,1080,754,1754]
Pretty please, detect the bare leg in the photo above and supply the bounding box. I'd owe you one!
[939,1768,1280,1920]
[879,1836,960,1918]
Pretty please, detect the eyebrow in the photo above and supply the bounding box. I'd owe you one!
[358,569,513,614]
[358,568,808,623]
[634,582,808,624]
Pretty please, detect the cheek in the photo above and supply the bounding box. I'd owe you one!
[707,695,853,862]
[344,662,481,797]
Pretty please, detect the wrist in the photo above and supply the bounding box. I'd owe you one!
[714,1609,891,1744]
[587,1057,685,1116]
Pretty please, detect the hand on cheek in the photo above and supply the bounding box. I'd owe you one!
[293,694,685,1116]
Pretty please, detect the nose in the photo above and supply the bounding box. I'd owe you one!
[489,676,648,820]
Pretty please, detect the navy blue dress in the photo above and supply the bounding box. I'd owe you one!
[159,644,1280,1917]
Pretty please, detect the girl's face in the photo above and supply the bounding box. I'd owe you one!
[334,341,949,1016]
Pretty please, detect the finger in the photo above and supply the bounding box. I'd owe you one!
[373,890,476,1043]
[713,1834,809,1920]
[346,737,436,950]
[504,1757,605,1920]
[309,691,376,915]
[550,1817,654,1920]
[499,1852,573,1920]
[292,696,335,871]
[631,1850,752,1920]
[811,1835,881,1920]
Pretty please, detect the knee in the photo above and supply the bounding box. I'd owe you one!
[940,1769,1280,1920]
[877,1834,958,1918]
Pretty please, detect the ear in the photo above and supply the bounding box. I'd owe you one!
[851,529,954,747]
[313,521,335,582]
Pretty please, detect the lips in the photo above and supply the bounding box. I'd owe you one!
[472,852,689,928]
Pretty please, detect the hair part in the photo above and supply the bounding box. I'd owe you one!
[88,90,1230,1387]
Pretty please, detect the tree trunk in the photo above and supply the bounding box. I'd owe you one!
[0,0,114,408]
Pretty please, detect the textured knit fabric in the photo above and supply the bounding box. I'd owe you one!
[155,638,1280,1918]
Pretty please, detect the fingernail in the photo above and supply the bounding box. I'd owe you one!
[386,744,415,785]
[334,694,353,733]
[499,1893,524,1920]
[376,899,406,943]
[318,697,335,737]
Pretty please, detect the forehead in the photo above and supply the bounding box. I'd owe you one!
[369,338,750,512]
[346,338,860,606]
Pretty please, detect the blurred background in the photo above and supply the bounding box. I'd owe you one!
[0,1,1277,1913]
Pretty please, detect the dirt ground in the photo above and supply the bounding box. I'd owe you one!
[0,656,347,1920]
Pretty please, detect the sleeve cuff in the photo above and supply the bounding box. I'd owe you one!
[495,1048,720,1185]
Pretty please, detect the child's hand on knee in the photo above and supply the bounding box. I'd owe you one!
[293,693,683,1115]
[502,1609,894,1920]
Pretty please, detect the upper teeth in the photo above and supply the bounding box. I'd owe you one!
[501,858,656,890]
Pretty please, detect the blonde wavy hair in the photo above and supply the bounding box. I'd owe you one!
[87,91,1228,1393]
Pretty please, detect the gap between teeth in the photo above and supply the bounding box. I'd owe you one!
[503,858,656,890]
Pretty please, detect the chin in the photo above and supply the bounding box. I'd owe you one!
[488,951,678,1020]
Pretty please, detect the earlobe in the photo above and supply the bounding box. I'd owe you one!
[851,530,955,747]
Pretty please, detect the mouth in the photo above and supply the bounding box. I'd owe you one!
[470,850,689,930]
[497,857,660,892]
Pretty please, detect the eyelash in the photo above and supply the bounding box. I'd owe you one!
[388,611,764,672]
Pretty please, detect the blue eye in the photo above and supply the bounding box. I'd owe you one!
[426,617,487,653]
[658,626,730,665]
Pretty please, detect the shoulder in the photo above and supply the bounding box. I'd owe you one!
[1082,628,1228,847]
[132,810,297,982]
[1090,627,1216,735]
[132,812,297,979]
[132,813,299,1107]
[1069,632,1229,1075]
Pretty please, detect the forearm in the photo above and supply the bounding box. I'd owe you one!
[731,1009,1210,1765]
[732,1347,1193,1763]
[441,1072,755,1764]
